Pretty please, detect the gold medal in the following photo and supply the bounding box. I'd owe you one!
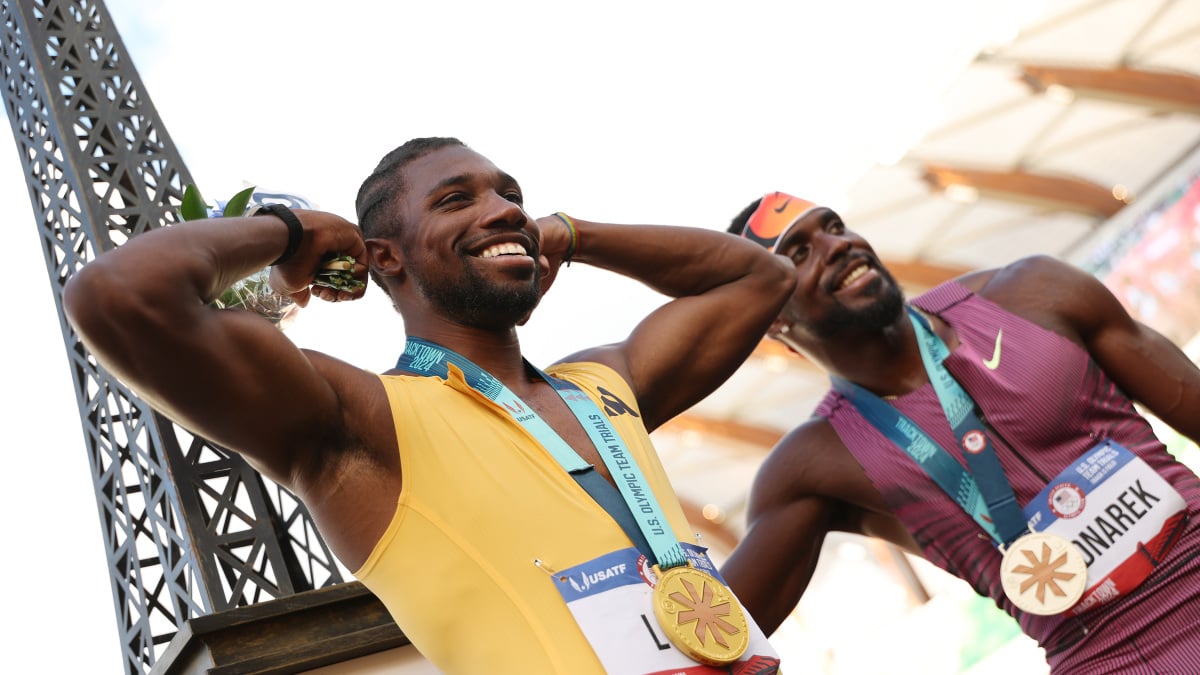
[1000,531,1088,615]
[651,564,749,665]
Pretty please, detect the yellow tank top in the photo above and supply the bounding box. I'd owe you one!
[355,361,696,675]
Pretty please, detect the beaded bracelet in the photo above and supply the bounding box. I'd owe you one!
[552,212,579,266]
[255,203,304,266]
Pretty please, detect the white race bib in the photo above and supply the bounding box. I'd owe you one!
[552,543,780,674]
[1023,439,1188,615]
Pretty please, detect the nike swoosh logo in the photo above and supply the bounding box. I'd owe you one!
[982,329,1003,370]
[773,198,791,214]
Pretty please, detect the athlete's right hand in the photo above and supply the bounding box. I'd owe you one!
[268,210,369,307]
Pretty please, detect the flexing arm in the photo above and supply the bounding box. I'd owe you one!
[1073,271,1200,444]
[721,423,841,635]
[62,209,371,487]
[544,215,795,431]
[995,256,1200,444]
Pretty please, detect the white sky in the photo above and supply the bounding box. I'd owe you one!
[0,1,1047,672]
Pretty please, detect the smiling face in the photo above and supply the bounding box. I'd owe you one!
[391,145,544,330]
[769,207,905,347]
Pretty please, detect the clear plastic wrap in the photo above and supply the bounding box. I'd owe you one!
[212,267,301,329]
[183,185,317,330]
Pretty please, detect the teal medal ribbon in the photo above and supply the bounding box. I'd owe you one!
[832,307,1027,547]
[395,337,688,569]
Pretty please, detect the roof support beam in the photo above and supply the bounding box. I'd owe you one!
[1020,65,1200,115]
[660,414,784,450]
[921,163,1125,218]
[883,258,973,289]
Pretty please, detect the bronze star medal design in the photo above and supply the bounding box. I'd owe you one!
[1000,531,1088,615]
[651,565,749,665]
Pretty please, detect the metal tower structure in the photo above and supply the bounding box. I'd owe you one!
[0,2,351,672]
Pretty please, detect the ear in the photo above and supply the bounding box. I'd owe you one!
[766,316,790,337]
[767,317,812,358]
[365,237,405,282]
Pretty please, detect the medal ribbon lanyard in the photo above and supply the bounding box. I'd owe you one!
[396,337,688,569]
[831,307,1027,547]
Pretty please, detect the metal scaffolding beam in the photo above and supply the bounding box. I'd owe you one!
[0,2,344,672]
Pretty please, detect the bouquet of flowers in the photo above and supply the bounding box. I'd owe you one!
[178,184,315,328]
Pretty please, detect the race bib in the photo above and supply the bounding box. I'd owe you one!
[1023,439,1188,615]
[552,543,780,674]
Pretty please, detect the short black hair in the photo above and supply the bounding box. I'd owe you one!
[728,197,762,236]
[355,137,467,290]
[356,137,467,241]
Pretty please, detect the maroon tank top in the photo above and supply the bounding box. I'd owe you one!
[817,282,1200,672]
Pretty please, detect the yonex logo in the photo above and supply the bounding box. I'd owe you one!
[598,387,640,418]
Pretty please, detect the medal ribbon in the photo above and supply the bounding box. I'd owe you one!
[831,307,1027,547]
[395,337,688,569]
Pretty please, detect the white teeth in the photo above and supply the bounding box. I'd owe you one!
[479,242,528,259]
[839,265,868,289]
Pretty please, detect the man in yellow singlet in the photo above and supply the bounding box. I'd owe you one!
[63,137,795,674]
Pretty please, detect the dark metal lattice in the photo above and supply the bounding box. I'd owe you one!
[0,1,344,672]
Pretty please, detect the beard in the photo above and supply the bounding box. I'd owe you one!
[409,254,542,330]
[807,266,906,340]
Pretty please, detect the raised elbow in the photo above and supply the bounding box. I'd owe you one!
[63,261,121,340]
[760,253,797,305]
[63,258,165,356]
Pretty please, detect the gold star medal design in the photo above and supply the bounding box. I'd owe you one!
[1000,531,1088,615]
[651,564,750,665]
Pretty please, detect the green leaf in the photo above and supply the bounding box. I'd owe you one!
[180,183,210,221]
[222,186,257,218]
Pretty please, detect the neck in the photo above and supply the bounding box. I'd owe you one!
[813,314,931,398]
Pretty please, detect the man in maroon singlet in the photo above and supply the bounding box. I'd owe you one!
[721,193,1200,673]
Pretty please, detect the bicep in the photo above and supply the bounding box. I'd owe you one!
[75,277,343,484]
[994,257,1200,442]
[1083,307,1200,442]
[174,314,346,482]
[617,278,789,429]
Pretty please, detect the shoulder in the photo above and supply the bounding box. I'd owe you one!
[951,255,1081,295]
[547,358,643,413]
[306,348,389,397]
[552,345,642,403]
[547,357,626,387]
[953,255,1120,340]
[553,344,629,381]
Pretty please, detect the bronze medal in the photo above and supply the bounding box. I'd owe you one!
[1000,531,1088,615]
[651,564,749,665]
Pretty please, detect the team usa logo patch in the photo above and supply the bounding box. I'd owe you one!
[1048,483,1086,519]
[962,430,987,454]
